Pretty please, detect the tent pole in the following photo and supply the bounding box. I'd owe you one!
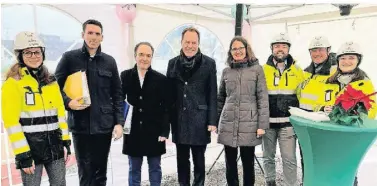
[235,4,244,36]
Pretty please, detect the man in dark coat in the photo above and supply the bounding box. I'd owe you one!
[166,27,218,186]
[120,42,170,186]
[55,19,124,186]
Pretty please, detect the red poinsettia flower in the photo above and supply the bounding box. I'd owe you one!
[335,84,377,112]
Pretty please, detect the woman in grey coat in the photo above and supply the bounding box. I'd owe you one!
[217,36,270,186]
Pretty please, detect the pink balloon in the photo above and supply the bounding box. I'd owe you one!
[116,4,136,23]
[231,20,251,37]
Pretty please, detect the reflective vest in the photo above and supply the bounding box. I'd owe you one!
[263,55,305,126]
[322,79,377,119]
[2,67,70,166]
[298,61,337,112]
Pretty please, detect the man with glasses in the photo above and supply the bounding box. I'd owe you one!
[166,26,218,186]
[262,33,305,186]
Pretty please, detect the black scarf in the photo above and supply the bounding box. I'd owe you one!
[179,48,202,69]
[179,49,202,80]
[304,56,332,76]
[230,58,252,69]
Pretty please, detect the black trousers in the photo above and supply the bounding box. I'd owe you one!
[73,133,112,186]
[224,145,255,186]
[176,144,207,186]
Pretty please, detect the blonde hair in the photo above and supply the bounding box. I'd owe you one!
[5,51,52,83]
[5,63,22,80]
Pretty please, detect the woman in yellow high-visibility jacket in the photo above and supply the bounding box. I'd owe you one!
[321,41,376,119]
[321,41,376,186]
[1,31,71,186]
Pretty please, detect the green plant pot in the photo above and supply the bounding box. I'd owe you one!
[290,116,377,186]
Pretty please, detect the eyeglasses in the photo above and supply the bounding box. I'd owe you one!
[231,47,245,52]
[22,51,42,58]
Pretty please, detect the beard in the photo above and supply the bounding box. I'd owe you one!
[273,53,287,63]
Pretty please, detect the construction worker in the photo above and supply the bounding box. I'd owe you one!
[322,41,376,186]
[296,36,337,183]
[298,36,337,112]
[1,31,71,186]
[262,33,305,186]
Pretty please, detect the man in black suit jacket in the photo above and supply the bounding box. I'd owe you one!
[166,27,218,186]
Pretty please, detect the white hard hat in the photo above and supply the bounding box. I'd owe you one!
[13,31,45,52]
[309,36,331,49]
[271,33,291,47]
[336,41,362,58]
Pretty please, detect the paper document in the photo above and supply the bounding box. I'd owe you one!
[123,100,133,134]
[289,107,330,122]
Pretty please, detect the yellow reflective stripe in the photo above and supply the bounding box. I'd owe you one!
[9,132,27,143]
[20,109,58,118]
[59,120,68,130]
[268,90,295,95]
[58,117,66,123]
[11,139,29,149]
[58,118,69,139]
[13,146,31,155]
[300,103,313,111]
[6,125,23,135]
[22,123,59,133]
[300,93,318,100]
[62,134,70,141]
[269,117,290,123]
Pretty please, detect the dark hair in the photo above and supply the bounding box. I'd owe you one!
[181,26,200,43]
[134,42,154,57]
[327,68,368,84]
[328,54,365,83]
[83,19,103,33]
[226,36,257,66]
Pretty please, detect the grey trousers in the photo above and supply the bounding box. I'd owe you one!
[21,158,66,186]
[262,127,298,186]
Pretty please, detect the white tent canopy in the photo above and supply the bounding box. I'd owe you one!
[144,4,377,24]
[2,3,377,80]
[140,4,377,83]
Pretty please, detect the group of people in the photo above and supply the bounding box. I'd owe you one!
[2,18,376,186]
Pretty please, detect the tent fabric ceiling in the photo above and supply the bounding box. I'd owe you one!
[143,4,377,24]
